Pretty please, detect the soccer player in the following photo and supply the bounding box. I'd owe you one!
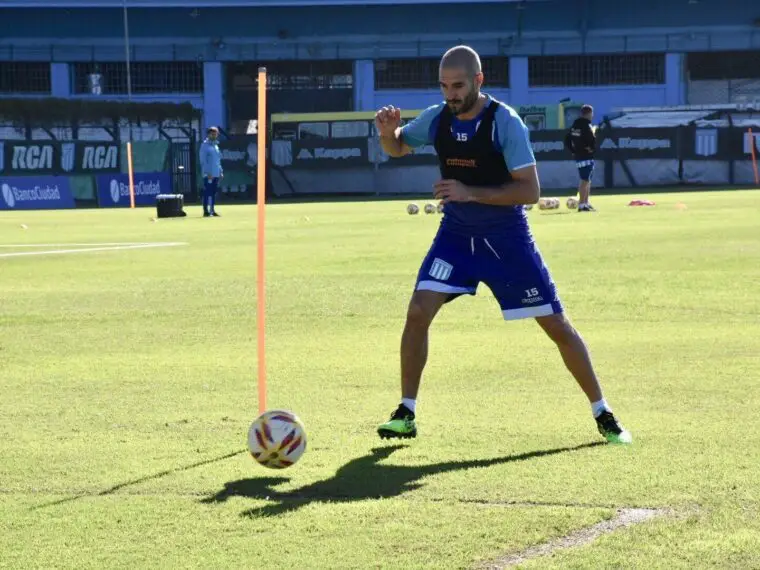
[374,46,631,445]
[199,126,223,217]
[564,104,597,212]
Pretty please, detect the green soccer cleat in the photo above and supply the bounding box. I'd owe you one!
[377,404,417,439]
[595,410,633,444]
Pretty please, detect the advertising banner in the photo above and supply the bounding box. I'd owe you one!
[96,172,172,207]
[596,128,678,160]
[0,141,121,175]
[291,138,369,169]
[0,175,75,210]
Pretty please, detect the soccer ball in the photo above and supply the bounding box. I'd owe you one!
[407,203,419,215]
[247,409,307,469]
[424,203,436,214]
[566,197,579,210]
[539,198,560,210]
[437,202,444,213]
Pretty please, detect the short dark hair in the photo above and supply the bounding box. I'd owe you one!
[207,126,219,134]
[580,105,594,116]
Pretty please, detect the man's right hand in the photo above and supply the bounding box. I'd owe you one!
[375,106,402,138]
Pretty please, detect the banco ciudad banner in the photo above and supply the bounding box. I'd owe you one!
[0,176,76,210]
[96,172,172,207]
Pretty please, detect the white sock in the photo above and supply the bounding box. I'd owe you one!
[401,398,416,414]
[591,399,610,418]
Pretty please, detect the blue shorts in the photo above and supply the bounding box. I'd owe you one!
[414,228,563,320]
[577,160,594,182]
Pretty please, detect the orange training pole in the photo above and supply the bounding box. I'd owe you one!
[257,67,268,414]
[127,141,135,208]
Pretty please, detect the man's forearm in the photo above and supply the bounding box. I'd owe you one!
[467,179,540,206]
[380,131,407,158]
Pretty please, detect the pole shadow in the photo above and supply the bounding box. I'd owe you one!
[32,449,246,511]
[201,441,604,518]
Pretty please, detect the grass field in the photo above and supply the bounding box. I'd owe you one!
[1,189,759,569]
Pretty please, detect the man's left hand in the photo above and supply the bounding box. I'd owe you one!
[433,179,471,203]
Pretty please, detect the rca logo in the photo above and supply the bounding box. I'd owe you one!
[12,145,54,171]
[82,145,118,170]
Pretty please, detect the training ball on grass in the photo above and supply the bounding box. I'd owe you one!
[248,409,307,469]
[566,197,579,210]
[424,203,436,214]
[407,203,419,215]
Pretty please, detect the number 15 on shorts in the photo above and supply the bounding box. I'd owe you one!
[525,288,539,297]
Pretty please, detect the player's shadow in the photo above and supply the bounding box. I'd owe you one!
[201,441,604,518]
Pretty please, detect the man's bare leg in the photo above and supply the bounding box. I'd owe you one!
[535,313,632,443]
[578,179,591,206]
[536,313,603,402]
[378,290,449,439]
[400,290,449,400]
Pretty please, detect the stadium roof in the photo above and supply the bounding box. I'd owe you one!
[0,0,549,6]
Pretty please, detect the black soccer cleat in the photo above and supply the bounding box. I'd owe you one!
[377,404,417,439]
[595,410,632,444]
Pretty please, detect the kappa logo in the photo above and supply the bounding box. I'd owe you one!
[428,258,453,281]
[695,129,718,157]
[412,144,437,156]
[601,137,671,151]
[531,140,565,153]
[221,149,246,161]
[297,147,361,160]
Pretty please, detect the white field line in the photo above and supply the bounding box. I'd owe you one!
[0,243,166,248]
[476,507,670,569]
[0,242,187,258]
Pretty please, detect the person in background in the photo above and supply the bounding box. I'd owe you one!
[200,126,223,217]
[564,105,596,212]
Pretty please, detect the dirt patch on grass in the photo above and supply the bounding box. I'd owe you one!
[476,507,671,569]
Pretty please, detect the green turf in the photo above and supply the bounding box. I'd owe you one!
[1,190,759,569]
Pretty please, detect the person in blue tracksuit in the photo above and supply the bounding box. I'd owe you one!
[199,126,223,217]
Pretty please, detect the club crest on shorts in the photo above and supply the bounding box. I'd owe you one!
[429,258,453,281]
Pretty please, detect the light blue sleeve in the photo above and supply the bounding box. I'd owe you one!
[399,104,444,148]
[199,143,209,173]
[214,145,223,174]
[497,106,537,171]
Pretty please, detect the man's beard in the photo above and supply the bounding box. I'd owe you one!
[447,90,479,116]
